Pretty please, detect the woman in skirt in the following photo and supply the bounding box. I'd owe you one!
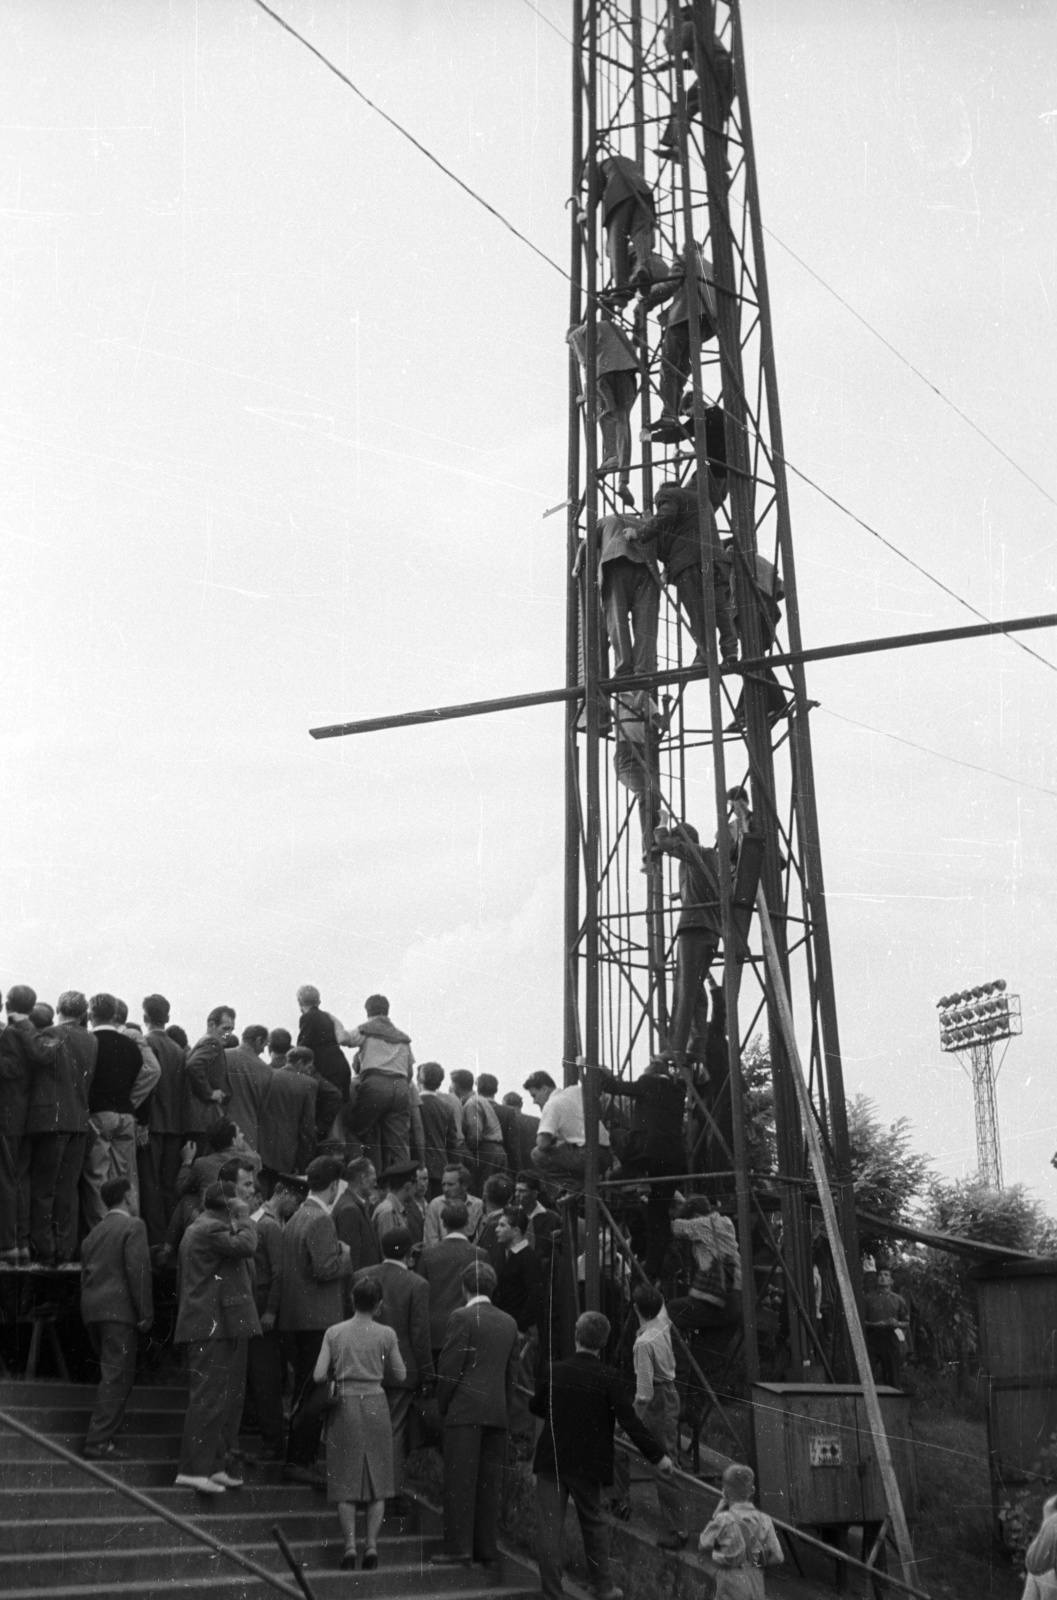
[313,1274,407,1570]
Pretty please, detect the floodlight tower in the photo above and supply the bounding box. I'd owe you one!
[936,980,1022,1188]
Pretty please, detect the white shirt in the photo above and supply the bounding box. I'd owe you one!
[537,1084,611,1148]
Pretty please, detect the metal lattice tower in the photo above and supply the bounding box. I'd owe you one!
[937,983,1022,1190]
[564,0,862,1376]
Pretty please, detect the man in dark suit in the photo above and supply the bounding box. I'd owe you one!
[80,1176,153,1458]
[279,1155,354,1484]
[332,1155,381,1273]
[415,1201,489,1366]
[432,1261,519,1569]
[223,1025,272,1159]
[246,1178,298,1460]
[21,1001,77,1268]
[182,1005,236,1154]
[257,1044,317,1179]
[416,1061,464,1197]
[1,984,62,1267]
[494,1207,544,1334]
[504,1098,539,1175]
[51,992,98,1265]
[354,1225,432,1507]
[139,993,186,1248]
[174,1180,260,1494]
[531,1310,674,1600]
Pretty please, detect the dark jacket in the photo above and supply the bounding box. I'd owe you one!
[183,1032,228,1135]
[637,484,724,581]
[599,153,656,226]
[417,1091,464,1186]
[278,1197,352,1332]
[297,1007,351,1102]
[309,1069,343,1142]
[437,1298,519,1429]
[0,1019,61,1137]
[654,827,722,938]
[80,1208,153,1327]
[86,1029,143,1117]
[532,1351,666,1485]
[257,1065,316,1173]
[252,1207,285,1320]
[416,1236,490,1351]
[145,1027,185,1135]
[597,1066,686,1170]
[495,1243,544,1334]
[492,1100,522,1177]
[354,1258,433,1389]
[333,1188,383,1274]
[175,1210,260,1343]
[48,1021,97,1134]
[511,1110,540,1174]
[223,1044,272,1154]
[26,1025,85,1135]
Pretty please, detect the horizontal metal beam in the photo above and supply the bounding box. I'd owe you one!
[309,611,1057,739]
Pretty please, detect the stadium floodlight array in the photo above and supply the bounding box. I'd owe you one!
[936,981,1022,1053]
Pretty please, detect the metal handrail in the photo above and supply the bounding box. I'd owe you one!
[0,1406,300,1598]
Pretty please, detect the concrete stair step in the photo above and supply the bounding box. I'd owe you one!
[0,1537,491,1589]
[0,1513,397,1554]
[2,1433,181,1461]
[0,1583,536,1600]
[0,1459,216,1490]
[0,1384,187,1411]
[0,1407,186,1435]
[0,1485,323,1519]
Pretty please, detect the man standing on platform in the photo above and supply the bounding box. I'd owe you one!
[280,1154,354,1486]
[1,984,62,1268]
[52,992,97,1266]
[531,1310,673,1600]
[182,1006,236,1155]
[416,1062,464,1197]
[83,993,159,1224]
[432,1262,519,1571]
[296,985,352,1103]
[174,1180,259,1495]
[140,994,186,1249]
[80,1176,153,1460]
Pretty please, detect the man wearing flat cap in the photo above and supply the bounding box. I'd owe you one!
[372,1162,419,1251]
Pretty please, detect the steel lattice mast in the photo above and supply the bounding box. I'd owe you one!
[565,0,862,1372]
[937,982,1021,1189]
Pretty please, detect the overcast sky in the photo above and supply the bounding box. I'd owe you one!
[2,0,1055,1205]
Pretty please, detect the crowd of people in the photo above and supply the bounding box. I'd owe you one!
[0,979,783,1596]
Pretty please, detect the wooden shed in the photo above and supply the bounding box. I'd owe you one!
[971,1258,1057,1528]
[752,1383,917,1527]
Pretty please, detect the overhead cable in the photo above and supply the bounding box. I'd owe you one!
[250,0,569,282]
[820,706,1057,800]
[761,222,1057,514]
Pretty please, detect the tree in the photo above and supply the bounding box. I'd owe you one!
[846,1093,931,1250]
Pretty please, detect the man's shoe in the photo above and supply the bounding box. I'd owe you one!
[84,1442,127,1460]
[174,1474,225,1495]
[657,1532,689,1551]
[210,1470,244,1489]
[430,1552,473,1566]
[609,1500,632,1523]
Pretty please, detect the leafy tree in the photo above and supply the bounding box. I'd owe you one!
[740,1034,776,1176]
[847,1093,931,1249]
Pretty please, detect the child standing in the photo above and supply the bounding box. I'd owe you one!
[699,1463,783,1599]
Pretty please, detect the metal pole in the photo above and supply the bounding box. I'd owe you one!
[669,0,758,1382]
[728,0,864,1357]
[755,890,921,1593]
[581,0,602,1310]
[564,0,586,1072]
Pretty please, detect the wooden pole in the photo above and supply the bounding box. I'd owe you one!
[754,889,923,1594]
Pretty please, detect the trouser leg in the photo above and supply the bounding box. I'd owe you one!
[606,201,632,290]
[646,1381,686,1533]
[628,567,660,677]
[22,1133,67,1260]
[386,1385,413,1492]
[568,1475,613,1592]
[713,555,738,661]
[380,1092,411,1171]
[286,1329,326,1466]
[442,1424,481,1556]
[246,1330,285,1455]
[534,1473,569,1600]
[473,1428,506,1561]
[139,1133,167,1249]
[219,1336,248,1463]
[80,1120,111,1231]
[669,931,717,1056]
[180,1339,237,1478]
[54,1131,87,1261]
[601,564,636,677]
[85,1322,138,1448]
[660,321,690,418]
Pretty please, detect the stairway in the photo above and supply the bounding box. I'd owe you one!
[0,1381,540,1600]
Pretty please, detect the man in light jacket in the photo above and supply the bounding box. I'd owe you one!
[80,1176,153,1459]
[174,1180,259,1495]
[338,993,414,1172]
